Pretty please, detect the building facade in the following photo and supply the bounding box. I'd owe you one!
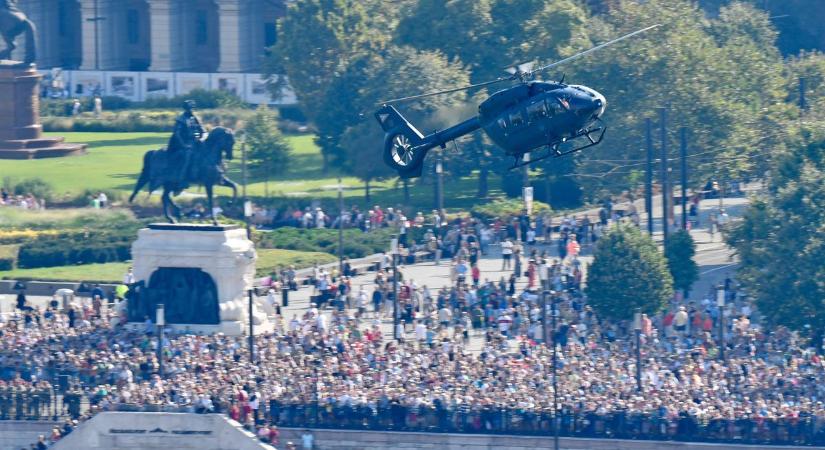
[16,0,285,73]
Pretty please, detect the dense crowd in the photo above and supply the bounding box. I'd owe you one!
[3,208,825,447]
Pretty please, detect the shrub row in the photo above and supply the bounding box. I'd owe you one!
[16,229,137,269]
[256,227,394,259]
[0,245,19,271]
[40,89,247,115]
[471,198,551,221]
[42,108,256,133]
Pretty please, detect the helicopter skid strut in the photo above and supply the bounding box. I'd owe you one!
[509,122,606,170]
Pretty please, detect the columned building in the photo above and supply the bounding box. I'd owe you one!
[16,0,283,73]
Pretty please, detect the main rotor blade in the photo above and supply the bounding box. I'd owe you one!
[532,24,661,75]
[379,77,511,105]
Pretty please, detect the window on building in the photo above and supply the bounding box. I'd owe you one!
[196,10,208,45]
[127,9,140,45]
[264,23,277,47]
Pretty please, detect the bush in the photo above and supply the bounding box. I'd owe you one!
[17,229,135,268]
[471,198,551,220]
[42,107,255,133]
[141,89,247,110]
[9,178,54,202]
[0,245,19,271]
[256,227,392,258]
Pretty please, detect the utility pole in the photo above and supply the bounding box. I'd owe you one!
[435,149,444,214]
[391,235,399,341]
[659,107,669,244]
[680,127,688,230]
[634,311,643,392]
[338,177,344,275]
[242,141,251,238]
[248,289,254,363]
[645,118,654,235]
[551,295,559,450]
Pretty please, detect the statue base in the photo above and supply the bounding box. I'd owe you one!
[128,224,272,336]
[0,65,87,159]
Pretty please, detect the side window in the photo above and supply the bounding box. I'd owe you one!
[546,98,564,116]
[509,110,525,127]
[497,118,507,130]
[527,101,547,121]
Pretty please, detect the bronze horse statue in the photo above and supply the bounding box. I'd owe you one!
[129,127,240,225]
[0,1,36,65]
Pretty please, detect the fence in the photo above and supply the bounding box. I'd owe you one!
[267,401,825,447]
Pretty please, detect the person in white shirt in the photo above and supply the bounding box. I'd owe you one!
[415,320,427,343]
[123,267,135,285]
[501,239,514,270]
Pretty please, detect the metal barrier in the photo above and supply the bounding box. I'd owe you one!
[266,401,825,446]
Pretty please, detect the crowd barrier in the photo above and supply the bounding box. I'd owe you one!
[267,401,825,447]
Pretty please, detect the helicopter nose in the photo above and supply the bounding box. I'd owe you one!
[590,89,606,118]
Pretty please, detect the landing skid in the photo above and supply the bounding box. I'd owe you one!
[509,121,606,170]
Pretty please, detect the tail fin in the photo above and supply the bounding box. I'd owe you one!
[375,105,429,179]
[375,105,424,141]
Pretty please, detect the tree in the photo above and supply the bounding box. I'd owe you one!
[243,105,291,196]
[664,229,699,297]
[335,46,472,196]
[586,225,674,320]
[727,135,825,332]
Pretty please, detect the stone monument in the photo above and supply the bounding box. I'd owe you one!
[128,224,272,336]
[1,1,86,159]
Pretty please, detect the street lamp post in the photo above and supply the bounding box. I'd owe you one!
[435,151,444,213]
[717,285,726,361]
[248,289,255,363]
[338,178,344,275]
[156,303,165,378]
[551,293,559,450]
[241,140,251,239]
[633,311,642,392]
[391,235,400,341]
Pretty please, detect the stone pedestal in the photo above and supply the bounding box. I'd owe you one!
[0,63,87,159]
[130,224,271,336]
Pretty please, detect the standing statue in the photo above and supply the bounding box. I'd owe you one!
[0,0,36,65]
[129,102,240,225]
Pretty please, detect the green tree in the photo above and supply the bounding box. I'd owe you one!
[336,46,472,198]
[726,136,825,332]
[664,229,699,296]
[243,105,291,196]
[586,225,674,320]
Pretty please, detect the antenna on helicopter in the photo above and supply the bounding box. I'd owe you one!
[378,24,660,105]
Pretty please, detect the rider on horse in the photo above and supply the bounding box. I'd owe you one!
[167,100,204,184]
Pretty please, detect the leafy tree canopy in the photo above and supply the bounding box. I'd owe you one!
[665,229,699,294]
[586,225,674,320]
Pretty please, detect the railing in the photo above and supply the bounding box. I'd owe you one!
[267,401,825,447]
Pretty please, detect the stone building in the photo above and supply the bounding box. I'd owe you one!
[15,0,285,73]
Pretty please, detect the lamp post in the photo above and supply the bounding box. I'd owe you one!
[717,285,726,361]
[248,289,255,363]
[551,292,559,450]
[241,140,251,239]
[436,150,444,213]
[156,303,165,378]
[391,235,400,341]
[633,311,642,392]
[338,178,344,275]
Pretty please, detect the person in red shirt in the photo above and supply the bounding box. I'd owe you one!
[471,264,480,287]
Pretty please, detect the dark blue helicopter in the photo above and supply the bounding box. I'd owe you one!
[375,25,659,179]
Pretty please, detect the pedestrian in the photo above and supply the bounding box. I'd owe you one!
[501,239,513,270]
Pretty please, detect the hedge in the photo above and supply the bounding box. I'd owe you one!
[42,108,256,133]
[471,198,551,220]
[256,227,393,259]
[16,229,137,269]
[0,245,19,271]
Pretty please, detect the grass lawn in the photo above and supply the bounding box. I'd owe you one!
[0,131,504,210]
[0,248,337,283]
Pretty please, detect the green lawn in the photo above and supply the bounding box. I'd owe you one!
[0,248,337,283]
[0,132,503,210]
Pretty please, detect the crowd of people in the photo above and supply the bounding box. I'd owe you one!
[0,188,45,210]
[3,204,824,447]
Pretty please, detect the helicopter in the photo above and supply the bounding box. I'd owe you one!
[375,24,660,179]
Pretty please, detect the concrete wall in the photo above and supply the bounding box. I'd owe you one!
[0,420,55,450]
[274,428,825,450]
[50,412,274,450]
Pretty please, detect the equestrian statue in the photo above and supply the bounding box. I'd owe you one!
[0,0,36,65]
[129,101,240,225]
